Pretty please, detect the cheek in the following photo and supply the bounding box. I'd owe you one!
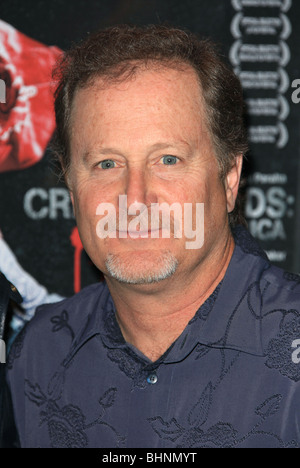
[72,184,102,227]
[204,182,229,231]
[173,176,208,205]
[184,172,227,228]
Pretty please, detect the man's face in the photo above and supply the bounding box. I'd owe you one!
[68,65,241,287]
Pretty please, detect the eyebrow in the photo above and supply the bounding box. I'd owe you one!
[82,139,194,163]
[82,147,122,165]
[147,141,193,153]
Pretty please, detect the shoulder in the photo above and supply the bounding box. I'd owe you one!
[261,263,300,307]
[27,280,107,329]
[222,227,300,364]
[233,225,300,305]
[257,265,300,382]
[6,281,108,372]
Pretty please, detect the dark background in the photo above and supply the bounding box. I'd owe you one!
[0,0,299,298]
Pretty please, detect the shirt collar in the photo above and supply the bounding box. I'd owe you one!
[163,226,270,362]
[68,226,271,364]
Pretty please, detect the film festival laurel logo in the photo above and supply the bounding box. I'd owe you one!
[95,195,205,250]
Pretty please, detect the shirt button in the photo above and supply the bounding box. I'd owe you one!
[147,373,158,385]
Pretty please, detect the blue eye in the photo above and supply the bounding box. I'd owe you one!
[162,155,178,165]
[99,159,115,169]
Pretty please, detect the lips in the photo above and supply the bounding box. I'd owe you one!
[119,227,161,238]
[95,196,182,240]
[116,227,176,239]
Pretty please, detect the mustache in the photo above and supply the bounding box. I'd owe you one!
[114,212,179,233]
[96,201,182,235]
[95,197,205,249]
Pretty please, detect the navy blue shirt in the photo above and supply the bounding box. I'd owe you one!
[5,227,300,448]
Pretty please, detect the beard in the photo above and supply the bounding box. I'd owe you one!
[105,249,178,285]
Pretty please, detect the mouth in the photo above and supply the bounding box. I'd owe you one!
[117,227,172,239]
[117,227,162,239]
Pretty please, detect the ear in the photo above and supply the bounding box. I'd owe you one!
[225,155,243,213]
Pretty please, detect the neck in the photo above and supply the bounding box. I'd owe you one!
[105,232,235,362]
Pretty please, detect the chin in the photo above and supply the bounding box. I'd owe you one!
[104,249,178,285]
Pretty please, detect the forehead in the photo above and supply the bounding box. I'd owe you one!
[69,64,210,151]
[72,63,204,113]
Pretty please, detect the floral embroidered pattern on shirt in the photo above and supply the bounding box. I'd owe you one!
[22,311,126,448]
[266,316,300,382]
[148,382,297,448]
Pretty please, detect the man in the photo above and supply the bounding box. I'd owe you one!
[4,25,300,448]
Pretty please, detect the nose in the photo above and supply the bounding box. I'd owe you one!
[124,166,157,209]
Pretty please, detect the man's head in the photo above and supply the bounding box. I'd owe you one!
[53,24,248,225]
[52,25,248,286]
